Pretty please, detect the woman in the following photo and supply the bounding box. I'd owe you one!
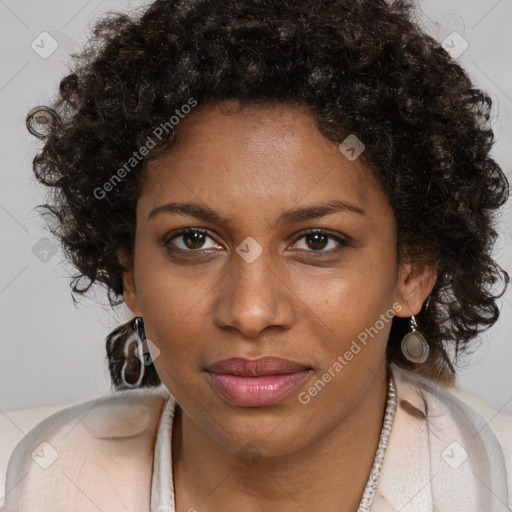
[3,0,511,510]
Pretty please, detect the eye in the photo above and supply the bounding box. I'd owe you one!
[165,228,222,251]
[291,229,350,252]
[163,227,351,255]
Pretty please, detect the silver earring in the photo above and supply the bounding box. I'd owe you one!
[121,317,150,388]
[401,315,429,364]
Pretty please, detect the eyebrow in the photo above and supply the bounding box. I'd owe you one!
[147,199,366,226]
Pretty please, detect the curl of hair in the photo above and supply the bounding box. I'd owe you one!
[27,0,509,386]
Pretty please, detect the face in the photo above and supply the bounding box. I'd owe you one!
[122,101,435,457]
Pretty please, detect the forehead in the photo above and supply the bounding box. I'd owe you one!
[142,102,390,226]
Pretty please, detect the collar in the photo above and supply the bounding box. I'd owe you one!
[373,364,510,511]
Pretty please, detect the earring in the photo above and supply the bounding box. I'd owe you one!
[121,317,151,388]
[401,315,429,364]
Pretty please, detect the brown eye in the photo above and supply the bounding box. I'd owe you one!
[292,229,350,252]
[304,232,329,250]
[166,228,221,251]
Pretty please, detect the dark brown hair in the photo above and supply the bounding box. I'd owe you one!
[26,0,509,388]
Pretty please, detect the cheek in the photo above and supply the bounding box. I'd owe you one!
[144,310,207,406]
[290,259,397,395]
[295,261,396,412]
[133,257,210,387]
[134,242,212,328]
[291,247,397,336]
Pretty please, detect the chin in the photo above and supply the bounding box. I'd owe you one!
[207,409,312,457]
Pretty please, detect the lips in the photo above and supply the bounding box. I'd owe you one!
[206,356,310,377]
[205,356,312,407]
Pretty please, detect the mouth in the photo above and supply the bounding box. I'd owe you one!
[205,356,312,407]
[206,356,311,376]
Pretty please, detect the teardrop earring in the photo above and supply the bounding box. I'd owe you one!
[401,315,429,364]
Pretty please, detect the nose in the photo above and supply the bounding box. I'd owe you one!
[213,246,294,338]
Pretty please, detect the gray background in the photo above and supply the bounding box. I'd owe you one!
[0,0,511,414]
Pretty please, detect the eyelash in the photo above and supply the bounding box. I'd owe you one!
[163,227,351,255]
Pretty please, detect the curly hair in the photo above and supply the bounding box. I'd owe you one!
[26,0,509,388]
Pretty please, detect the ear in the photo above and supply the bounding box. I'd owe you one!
[117,248,142,317]
[395,260,438,317]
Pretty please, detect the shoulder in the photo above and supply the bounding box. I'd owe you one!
[3,386,170,512]
[389,363,512,508]
[391,363,512,451]
[447,383,512,482]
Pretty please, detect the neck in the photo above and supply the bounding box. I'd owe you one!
[172,365,390,512]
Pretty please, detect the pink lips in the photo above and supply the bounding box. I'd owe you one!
[206,356,311,407]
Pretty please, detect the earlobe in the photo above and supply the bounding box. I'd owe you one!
[395,261,438,317]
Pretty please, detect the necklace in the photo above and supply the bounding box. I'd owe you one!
[356,374,397,512]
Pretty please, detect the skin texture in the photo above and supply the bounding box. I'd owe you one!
[121,102,436,511]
